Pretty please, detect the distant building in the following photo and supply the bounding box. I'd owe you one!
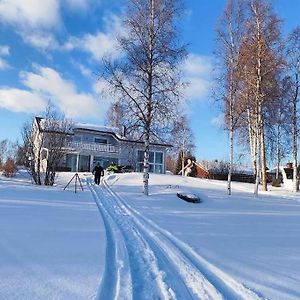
[33,117,171,173]
[194,161,255,183]
[267,163,299,190]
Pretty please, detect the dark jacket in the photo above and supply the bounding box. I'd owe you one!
[93,165,104,176]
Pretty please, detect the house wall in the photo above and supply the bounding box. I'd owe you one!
[66,130,120,171]
[119,142,167,173]
[34,118,170,173]
[73,129,118,146]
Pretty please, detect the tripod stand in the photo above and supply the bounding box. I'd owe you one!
[64,173,84,193]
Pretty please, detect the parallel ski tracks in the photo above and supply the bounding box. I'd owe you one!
[88,178,262,300]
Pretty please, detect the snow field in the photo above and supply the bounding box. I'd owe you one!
[89,176,261,299]
[0,172,105,300]
[1,170,300,299]
[107,173,300,300]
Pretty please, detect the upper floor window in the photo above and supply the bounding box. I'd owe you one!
[73,135,82,142]
[95,137,108,144]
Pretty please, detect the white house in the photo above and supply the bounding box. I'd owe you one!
[33,117,171,173]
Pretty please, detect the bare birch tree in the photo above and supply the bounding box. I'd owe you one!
[264,76,291,179]
[21,105,72,186]
[239,0,283,195]
[169,114,195,175]
[286,27,300,192]
[42,108,73,186]
[22,118,43,185]
[215,0,246,195]
[103,0,186,195]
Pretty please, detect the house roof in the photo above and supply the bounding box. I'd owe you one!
[35,117,172,148]
[74,123,120,135]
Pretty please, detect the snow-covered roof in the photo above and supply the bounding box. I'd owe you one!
[36,117,122,136]
[74,123,120,135]
[36,117,73,134]
[35,117,171,147]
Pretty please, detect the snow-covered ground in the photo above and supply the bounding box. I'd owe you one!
[0,171,105,299]
[1,170,300,299]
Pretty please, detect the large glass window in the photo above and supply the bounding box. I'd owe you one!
[137,150,144,162]
[137,150,164,173]
[66,154,77,172]
[79,155,90,172]
[155,164,163,174]
[155,152,163,164]
[149,151,154,163]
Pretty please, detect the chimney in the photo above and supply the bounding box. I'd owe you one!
[286,162,293,169]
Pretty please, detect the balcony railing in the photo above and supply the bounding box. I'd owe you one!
[66,142,119,153]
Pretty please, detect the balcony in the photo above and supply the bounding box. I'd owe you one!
[66,142,119,153]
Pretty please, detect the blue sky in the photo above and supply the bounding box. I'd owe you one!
[0,0,299,162]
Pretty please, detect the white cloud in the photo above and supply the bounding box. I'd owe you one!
[0,88,46,112]
[182,54,213,101]
[182,54,212,75]
[0,58,10,70]
[0,0,61,29]
[1,2,123,60]
[20,66,100,117]
[0,46,10,56]
[0,0,98,51]
[21,32,59,50]
[93,79,111,95]
[71,60,93,78]
[81,32,118,61]
[0,45,10,70]
[0,1,62,53]
[211,113,225,127]
[63,14,123,61]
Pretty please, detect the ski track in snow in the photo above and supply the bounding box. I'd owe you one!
[88,178,263,300]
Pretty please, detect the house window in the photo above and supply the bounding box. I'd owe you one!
[137,150,164,173]
[73,135,82,142]
[95,137,107,144]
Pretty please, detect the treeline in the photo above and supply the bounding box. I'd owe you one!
[215,0,300,195]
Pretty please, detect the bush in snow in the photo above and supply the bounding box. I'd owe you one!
[3,159,17,177]
[272,178,281,187]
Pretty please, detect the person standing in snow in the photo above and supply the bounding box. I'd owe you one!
[93,163,104,185]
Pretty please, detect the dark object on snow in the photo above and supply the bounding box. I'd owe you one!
[106,164,133,173]
[177,192,201,203]
[93,163,104,185]
[64,173,84,193]
[271,178,281,187]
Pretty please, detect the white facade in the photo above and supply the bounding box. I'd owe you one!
[34,118,170,173]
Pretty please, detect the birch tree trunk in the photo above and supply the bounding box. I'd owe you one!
[247,108,257,177]
[143,129,150,195]
[260,121,268,191]
[276,125,280,179]
[181,151,185,177]
[293,79,299,192]
[254,125,261,196]
[227,116,234,195]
